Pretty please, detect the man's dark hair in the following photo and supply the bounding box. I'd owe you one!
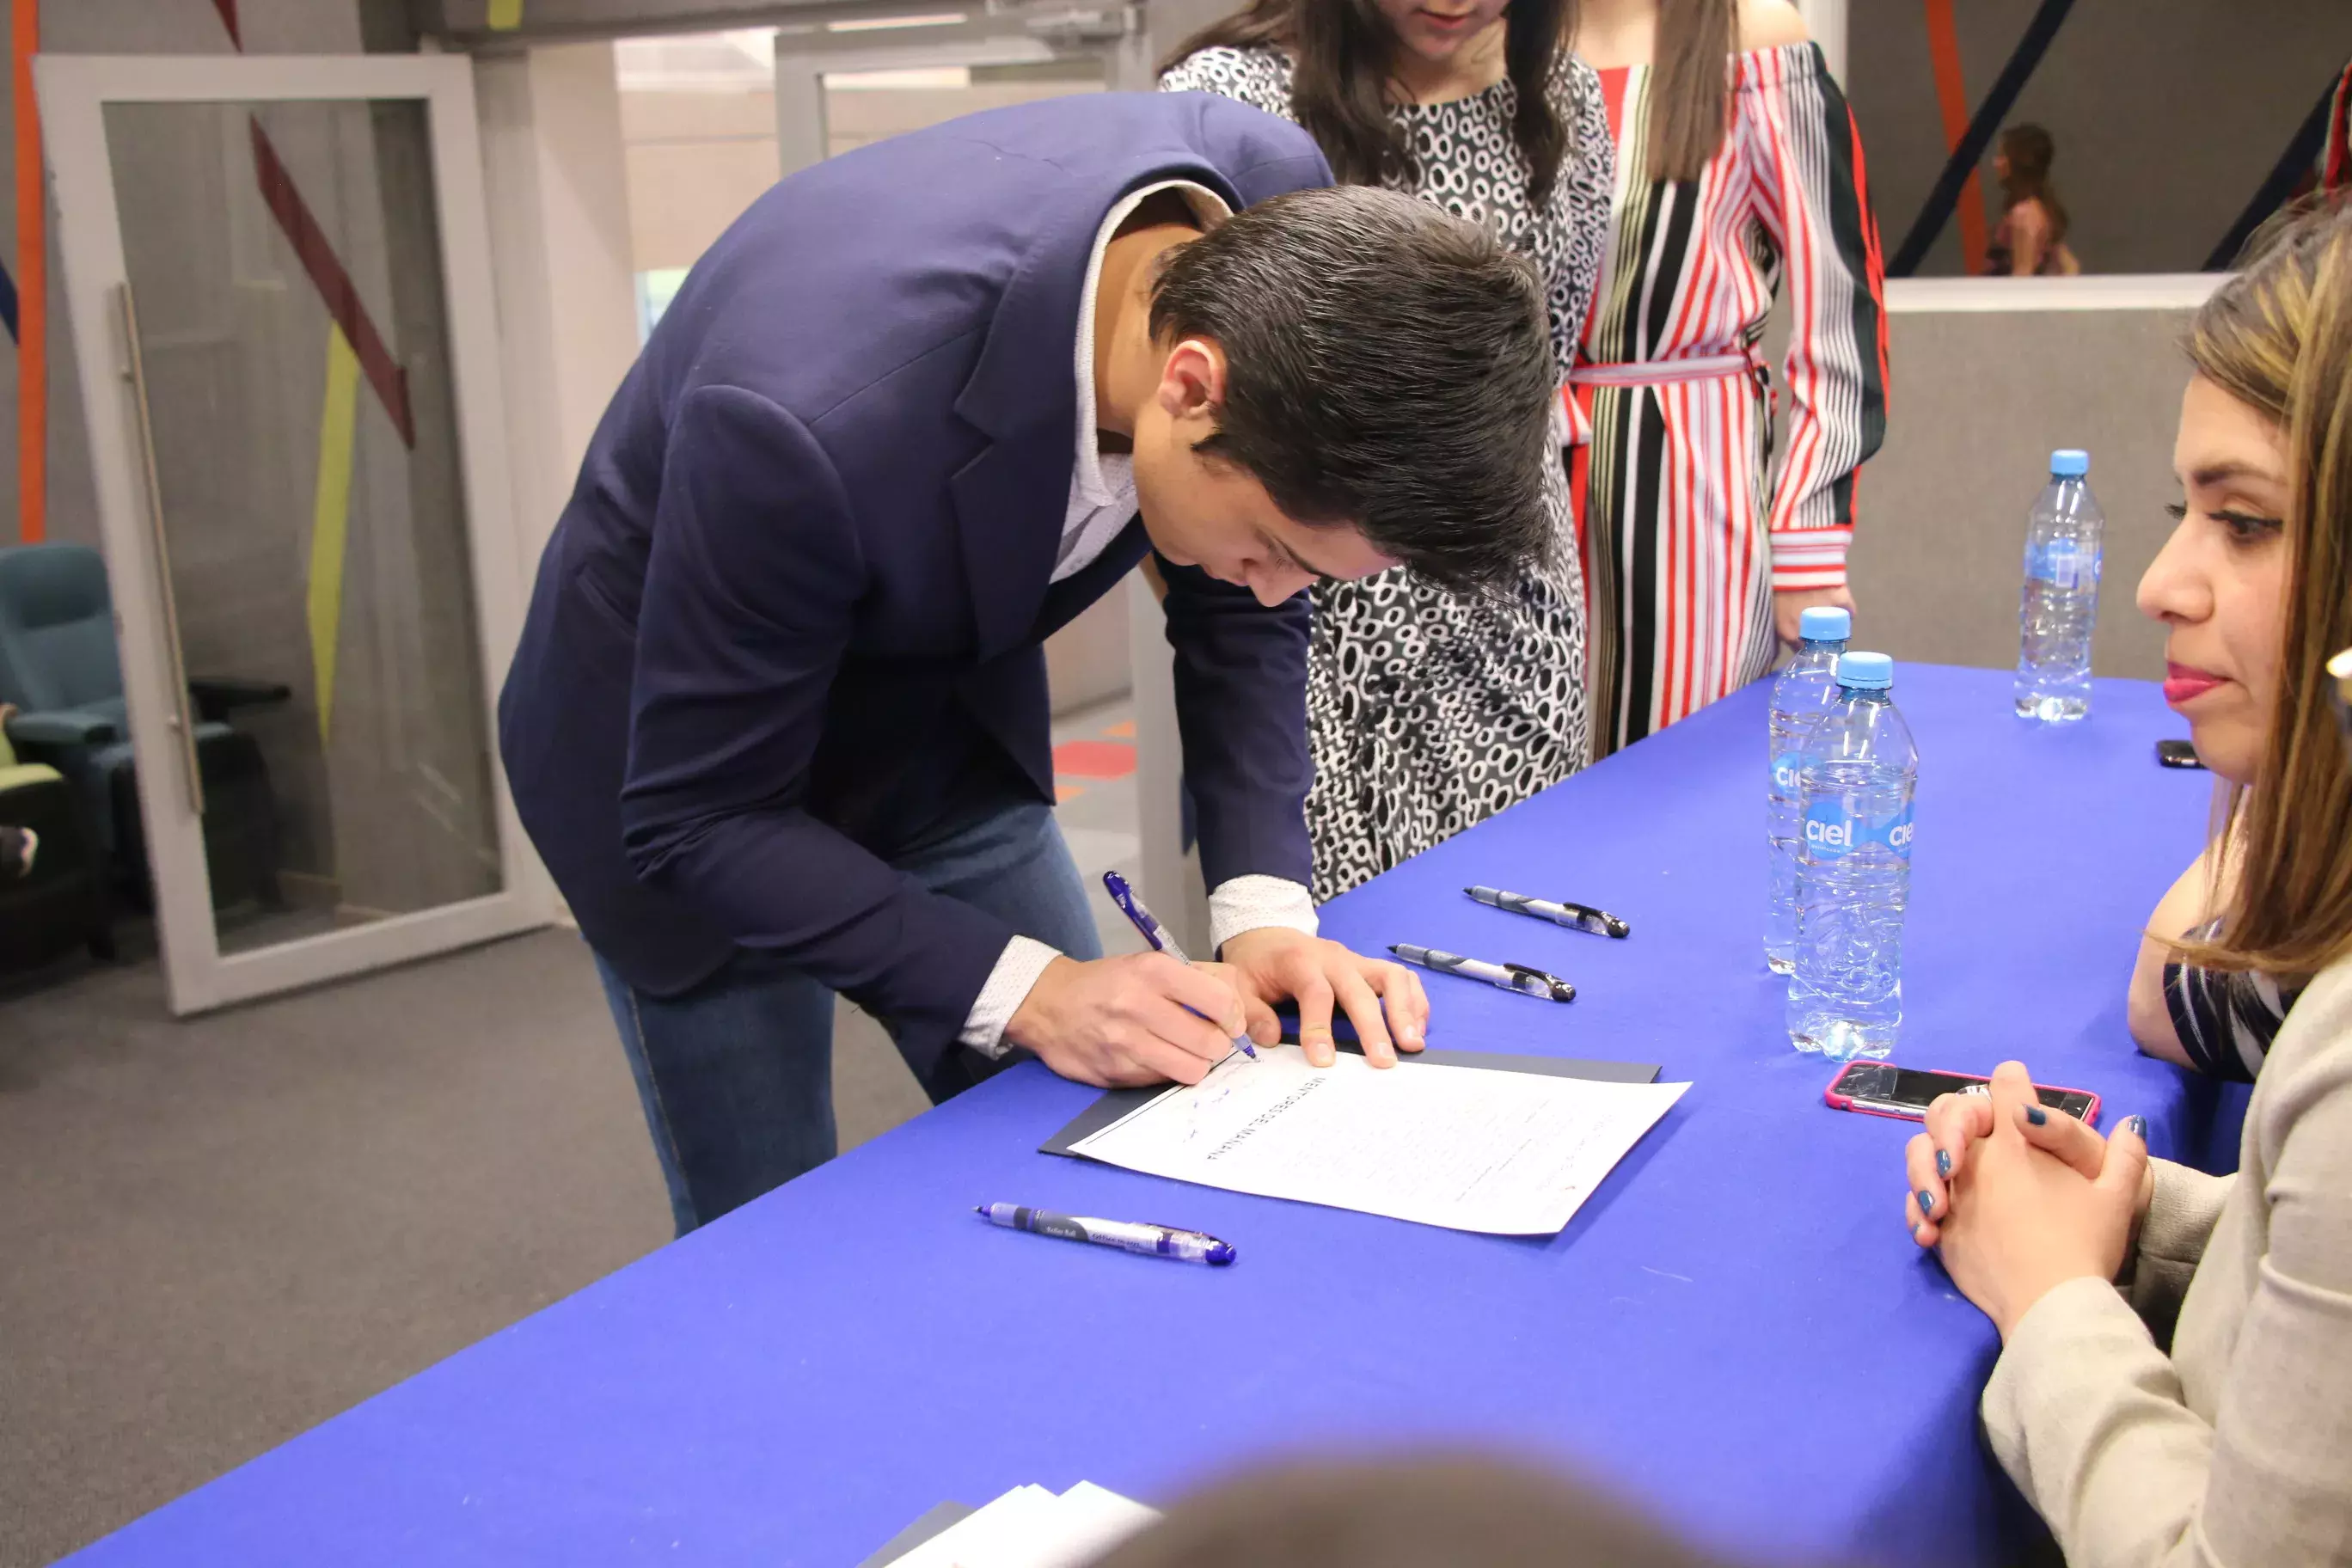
[1148,185,1557,594]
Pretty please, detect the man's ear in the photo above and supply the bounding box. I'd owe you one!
[1155,336,1228,428]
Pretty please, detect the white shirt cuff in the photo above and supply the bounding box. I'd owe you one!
[959,934,1062,1057]
[1209,875,1317,954]
[959,876,1315,1054]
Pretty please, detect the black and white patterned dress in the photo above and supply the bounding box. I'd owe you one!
[1161,46,1613,898]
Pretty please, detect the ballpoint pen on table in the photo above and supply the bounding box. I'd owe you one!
[1465,885,1630,939]
[1099,869,1258,1059]
[977,1203,1236,1265]
[1388,943,1575,1002]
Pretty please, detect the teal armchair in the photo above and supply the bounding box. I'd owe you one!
[0,543,286,908]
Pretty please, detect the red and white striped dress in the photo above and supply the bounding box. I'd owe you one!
[1570,42,1889,754]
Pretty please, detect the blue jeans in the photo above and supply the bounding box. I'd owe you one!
[592,799,1101,1236]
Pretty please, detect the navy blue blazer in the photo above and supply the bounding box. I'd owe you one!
[498,93,1330,1077]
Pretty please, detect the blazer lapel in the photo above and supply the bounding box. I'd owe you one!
[949,159,1246,661]
[948,435,1066,663]
[947,178,1095,661]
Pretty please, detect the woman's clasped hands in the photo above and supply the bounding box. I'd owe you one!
[1902,1062,2158,1339]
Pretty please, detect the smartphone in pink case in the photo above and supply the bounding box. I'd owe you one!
[1825,1062,2100,1127]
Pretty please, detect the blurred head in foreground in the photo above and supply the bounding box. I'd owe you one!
[1089,1455,1754,1568]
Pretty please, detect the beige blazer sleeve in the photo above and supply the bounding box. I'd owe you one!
[1981,960,2352,1567]
[2124,1159,2232,1346]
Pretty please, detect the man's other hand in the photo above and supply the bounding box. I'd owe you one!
[1219,928,1430,1068]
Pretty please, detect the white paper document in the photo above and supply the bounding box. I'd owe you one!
[1069,1045,1689,1235]
[889,1482,1159,1568]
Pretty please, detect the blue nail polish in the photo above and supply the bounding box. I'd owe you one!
[1917,1188,1934,1217]
[1936,1149,1952,1179]
[2125,1115,2148,1140]
[2025,1106,2048,1126]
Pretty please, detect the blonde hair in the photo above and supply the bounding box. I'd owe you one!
[2180,199,2352,977]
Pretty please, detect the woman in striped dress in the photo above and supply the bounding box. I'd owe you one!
[1161,0,1614,897]
[1570,0,1889,754]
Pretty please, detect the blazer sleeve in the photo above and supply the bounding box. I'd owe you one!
[1740,43,1889,593]
[1157,558,1313,893]
[1980,1029,2352,1567]
[619,384,1014,1075]
[2125,1159,2234,1343]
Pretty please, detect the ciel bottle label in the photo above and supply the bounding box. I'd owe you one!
[1803,800,1914,861]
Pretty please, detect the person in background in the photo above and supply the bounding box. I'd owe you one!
[1568,0,1888,757]
[1161,0,1612,897]
[1986,124,2081,279]
[1090,1455,1757,1568]
[1902,202,2352,1566]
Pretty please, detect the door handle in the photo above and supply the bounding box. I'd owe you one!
[114,282,205,817]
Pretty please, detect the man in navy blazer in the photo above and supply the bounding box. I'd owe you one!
[499,93,1559,1232]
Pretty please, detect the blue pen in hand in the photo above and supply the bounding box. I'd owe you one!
[1100,870,1258,1059]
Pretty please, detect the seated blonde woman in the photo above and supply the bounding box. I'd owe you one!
[2125,238,2318,1082]
[1902,202,2352,1566]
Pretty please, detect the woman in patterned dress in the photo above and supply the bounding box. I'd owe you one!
[1161,0,1614,898]
[1569,0,1888,755]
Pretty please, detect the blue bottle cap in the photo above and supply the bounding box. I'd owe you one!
[1837,651,1895,690]
[2050,449,2090,477]
[1798,606,1852,642]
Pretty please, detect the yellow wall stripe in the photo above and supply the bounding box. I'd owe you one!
[486,0,524,29]
[307,325,360,744]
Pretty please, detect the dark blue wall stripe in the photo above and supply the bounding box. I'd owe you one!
[0,257,16,345]
[2203,76,2339,272]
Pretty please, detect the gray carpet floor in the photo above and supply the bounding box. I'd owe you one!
[1,702,1142,1566]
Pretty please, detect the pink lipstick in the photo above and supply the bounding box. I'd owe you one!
[2163,662,2226,706]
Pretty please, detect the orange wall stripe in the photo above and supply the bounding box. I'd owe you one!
[14,0,42,542]
[1920,0,1988,276]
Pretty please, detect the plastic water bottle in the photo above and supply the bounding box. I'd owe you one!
[1766,605,1852,974]
[2015,449,2104,722]
[1787,652,1918,1060]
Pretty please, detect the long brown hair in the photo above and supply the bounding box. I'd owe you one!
[1642,0,1736,182]
[2178,199,2352,977]
[1164,0,1576,201]
[1996,123,2069,245]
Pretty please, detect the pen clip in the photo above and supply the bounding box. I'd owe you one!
[1503,963,1576,1003]
[1557,902,1630,939]
[1100,870,1170,953]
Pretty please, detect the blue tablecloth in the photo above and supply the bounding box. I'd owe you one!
[68,665,2232,1568]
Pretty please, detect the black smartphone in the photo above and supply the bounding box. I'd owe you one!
[1825,1062,2100,1125]
[2156,739,2206,769]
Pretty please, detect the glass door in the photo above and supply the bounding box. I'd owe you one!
[770,9,1142,179]
[38,54,548,1014]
